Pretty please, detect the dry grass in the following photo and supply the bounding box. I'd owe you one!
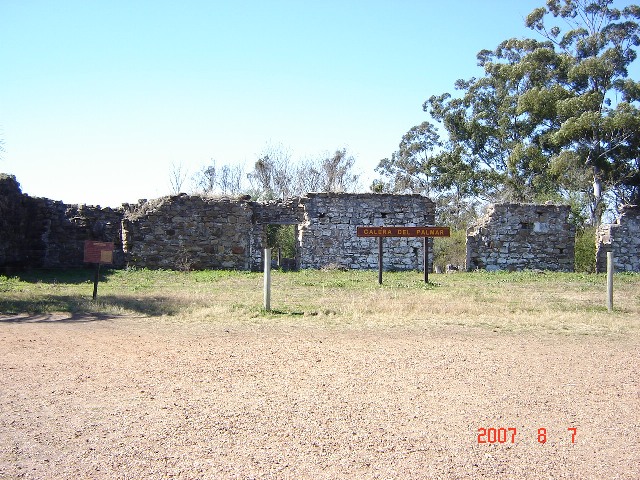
[1,269,638,335]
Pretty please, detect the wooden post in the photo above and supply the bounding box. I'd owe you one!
[424,237,429,283]
[607,251,614,312]
[92,263,101,301]
[378,236,383,285]
[264,248,272,311]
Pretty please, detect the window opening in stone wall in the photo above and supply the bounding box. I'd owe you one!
[266,224,298,271]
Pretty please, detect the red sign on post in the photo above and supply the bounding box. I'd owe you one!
[84,241,114,265]
[84,241,114,301]
[356,226,450,237]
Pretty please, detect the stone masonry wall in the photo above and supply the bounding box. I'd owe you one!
[122,194,254,270]
[0,174,124,271]
[595,206,640,273]
[466,203,575,272]
[13,172,635,273]
[298,193,435,270]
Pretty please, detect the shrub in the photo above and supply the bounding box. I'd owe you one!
[266,224,296,259]
[433,229,467,271]
[575,227,596,273]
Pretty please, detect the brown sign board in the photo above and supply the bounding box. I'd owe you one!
[84,241,114,264]
[357,226,450,238]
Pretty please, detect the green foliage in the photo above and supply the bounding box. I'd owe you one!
[575,226,597,273]
[0,275,20,292]
[374,122,442,195]
[433,229,467,271]
[266,225,296,259]
[374,0,640,228]
[524,0,640,221]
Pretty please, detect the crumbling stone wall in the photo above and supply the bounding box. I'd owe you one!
[121,193,436,272]
[466,203,575,272]
[0,174,124,271]
[122,194,255,270]
[13,173,627,274]
[298,193,435,270]
[595,206,640,272]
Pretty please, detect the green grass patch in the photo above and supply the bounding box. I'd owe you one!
[0,268,638,335]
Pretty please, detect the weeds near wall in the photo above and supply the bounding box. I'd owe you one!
[174,246,194,272]
[575,227,597,273]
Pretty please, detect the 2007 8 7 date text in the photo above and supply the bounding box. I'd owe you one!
[477,427,578,444]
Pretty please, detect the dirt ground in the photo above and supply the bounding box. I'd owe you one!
[0,313,638,479]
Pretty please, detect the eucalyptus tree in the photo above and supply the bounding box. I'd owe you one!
[248,145,361,199]
[374,122,481,228]
[426,36,567,203]
[375,0,640,226]
[318,148,360,193]
[525,0,640,223]
[247,145,294,200]
[374,122,441,195]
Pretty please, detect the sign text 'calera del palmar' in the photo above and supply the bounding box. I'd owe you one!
[356,226,450,238]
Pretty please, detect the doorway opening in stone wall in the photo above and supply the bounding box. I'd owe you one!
[266,224,299,271]
[433,229,466,273]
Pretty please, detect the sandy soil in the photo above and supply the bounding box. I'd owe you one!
[0,313,638,479]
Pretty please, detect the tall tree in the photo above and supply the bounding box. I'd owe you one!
[374,122,441,195]
[249,146,361,199]
[373,122,480,228]
[193,161,217,195]
[425,36,571,203]
[317,148,360,193]
[247,144,294,200]
[375,0,640,226]
[525,0,640,223]
[192,160,246,196]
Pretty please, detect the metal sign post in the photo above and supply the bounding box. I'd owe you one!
[92,263,101,300]
[357,226,450,284]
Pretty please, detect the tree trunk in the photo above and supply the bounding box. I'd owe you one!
[591,166,604,227]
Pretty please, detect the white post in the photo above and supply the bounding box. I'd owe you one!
[607,251,614,312]
[264,248,272,311]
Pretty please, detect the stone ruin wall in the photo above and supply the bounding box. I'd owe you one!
[0,175,437,272]
[4,173,639,273]
[466,203,576,272]
[299,193,436,271]
[124,192,436,272]
[595,206,640,273]
[0,175,124,271]
[122,194,255,270]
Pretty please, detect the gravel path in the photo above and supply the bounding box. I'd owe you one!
[1,314,638,479]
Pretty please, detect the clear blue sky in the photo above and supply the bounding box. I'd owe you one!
[1,0,634,206]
